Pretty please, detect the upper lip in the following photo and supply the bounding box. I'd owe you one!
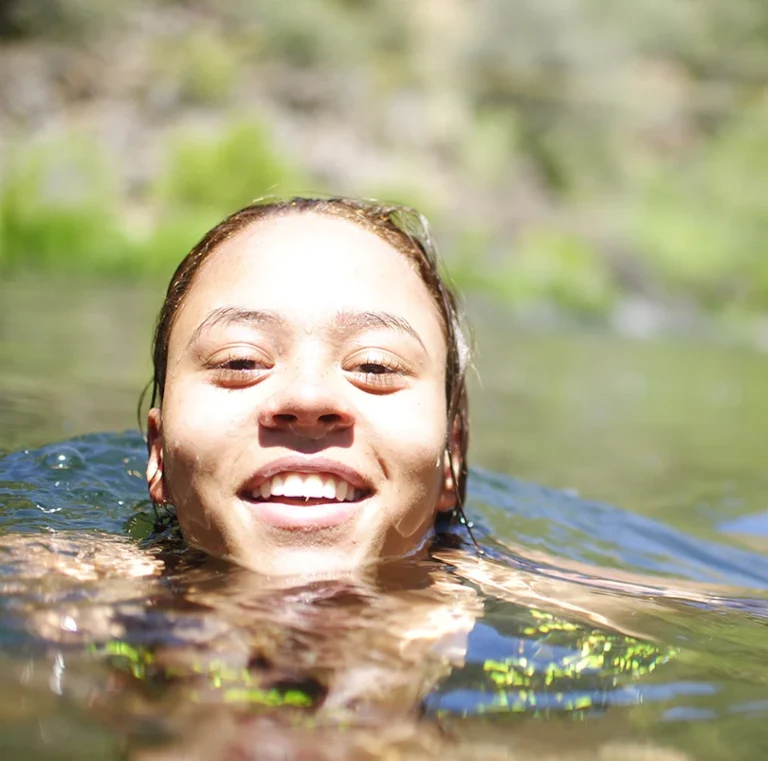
[242,456,373,492]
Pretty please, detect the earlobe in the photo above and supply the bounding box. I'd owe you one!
[436,460,456,512]
[435,418,462,513]
[146,408,168,505]
[435,448,459,513]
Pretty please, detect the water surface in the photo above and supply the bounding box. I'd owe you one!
[1,278,768,760]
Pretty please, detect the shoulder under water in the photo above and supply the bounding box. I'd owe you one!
[2,433,768,760]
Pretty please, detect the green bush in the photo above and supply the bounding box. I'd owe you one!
[154,120,308,217]
[508,228,617,316]
[136,210,224,279]
[0,119,311,277]
[632,99,768,309]
[449,226,616,316]
[460,108,522,187]
[0,135,133,273]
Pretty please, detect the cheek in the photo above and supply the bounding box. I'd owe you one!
[366,392,448,479]
[165,383,245,444]
[161,389,245,482]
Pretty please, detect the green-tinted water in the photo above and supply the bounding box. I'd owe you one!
[1,278,768,760]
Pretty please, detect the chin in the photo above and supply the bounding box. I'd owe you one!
[227,544,375,584]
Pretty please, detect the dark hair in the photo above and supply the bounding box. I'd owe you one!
[148,197,473,528]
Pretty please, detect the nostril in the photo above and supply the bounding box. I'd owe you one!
[262,410,352,431]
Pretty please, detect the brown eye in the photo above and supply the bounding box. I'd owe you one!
[358,362,389,375]
[220,358,259,372]
[345,352,412,392]
[207,352,271,387]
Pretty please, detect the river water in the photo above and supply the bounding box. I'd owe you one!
[1,278,768,760]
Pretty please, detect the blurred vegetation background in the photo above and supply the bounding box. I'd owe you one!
[1,0,768,338]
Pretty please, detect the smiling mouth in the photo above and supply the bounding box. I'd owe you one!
[240,471,372,531]
[243,472,372,507]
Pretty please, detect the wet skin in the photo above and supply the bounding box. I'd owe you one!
[147,213,457,577]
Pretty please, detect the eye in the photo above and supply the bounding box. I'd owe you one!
[206,350,272,387]
[358,362,390,375]
[219,358,260,372]
[345,352,412,392]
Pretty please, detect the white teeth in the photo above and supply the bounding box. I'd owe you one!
[321,477,336,500]
[283,473,304,498]
[303,474,324,499]
[271,474,285,497]
[253,472,363,501]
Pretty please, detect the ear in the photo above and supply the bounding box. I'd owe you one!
[436,418,461,512]
[146,408,169,505]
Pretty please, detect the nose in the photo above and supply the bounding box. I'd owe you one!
[258,368,355,439]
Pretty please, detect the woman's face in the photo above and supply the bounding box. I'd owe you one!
[147,213,456,577]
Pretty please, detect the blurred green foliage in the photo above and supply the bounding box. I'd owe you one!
[156,121,304,214]
[452,227,617,317]
[148,29,241,106]
[506,229,618,316]
[1,0,768,327]
[633,100,768,310]
[0,121,308,279]
[0,135,132,272]
[0,0,113,40]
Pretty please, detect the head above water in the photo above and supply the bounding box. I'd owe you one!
[146,197,470,577]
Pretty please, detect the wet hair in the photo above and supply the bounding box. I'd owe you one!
[147,197,474,537]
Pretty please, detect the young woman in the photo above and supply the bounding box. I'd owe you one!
[145,197,471,579]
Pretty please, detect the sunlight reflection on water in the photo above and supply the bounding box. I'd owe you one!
[1,280,768,759]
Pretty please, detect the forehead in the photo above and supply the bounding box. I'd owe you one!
[169,212,446,351]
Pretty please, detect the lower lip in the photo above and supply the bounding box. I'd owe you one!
[244,498,365,531]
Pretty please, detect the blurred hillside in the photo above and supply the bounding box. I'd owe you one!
[1,0,768,337]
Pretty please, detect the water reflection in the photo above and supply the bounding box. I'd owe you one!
[3,434,768,758]
[0,277,156,451]
[2,281,768,758]
[0,519,682,760]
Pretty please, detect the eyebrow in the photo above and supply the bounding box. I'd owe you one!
[335,310,427,352]
[188,307,426,352]
[187,307,284,348]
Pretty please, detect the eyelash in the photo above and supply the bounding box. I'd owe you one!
[346,354,410,390]
[209,355,270,385]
